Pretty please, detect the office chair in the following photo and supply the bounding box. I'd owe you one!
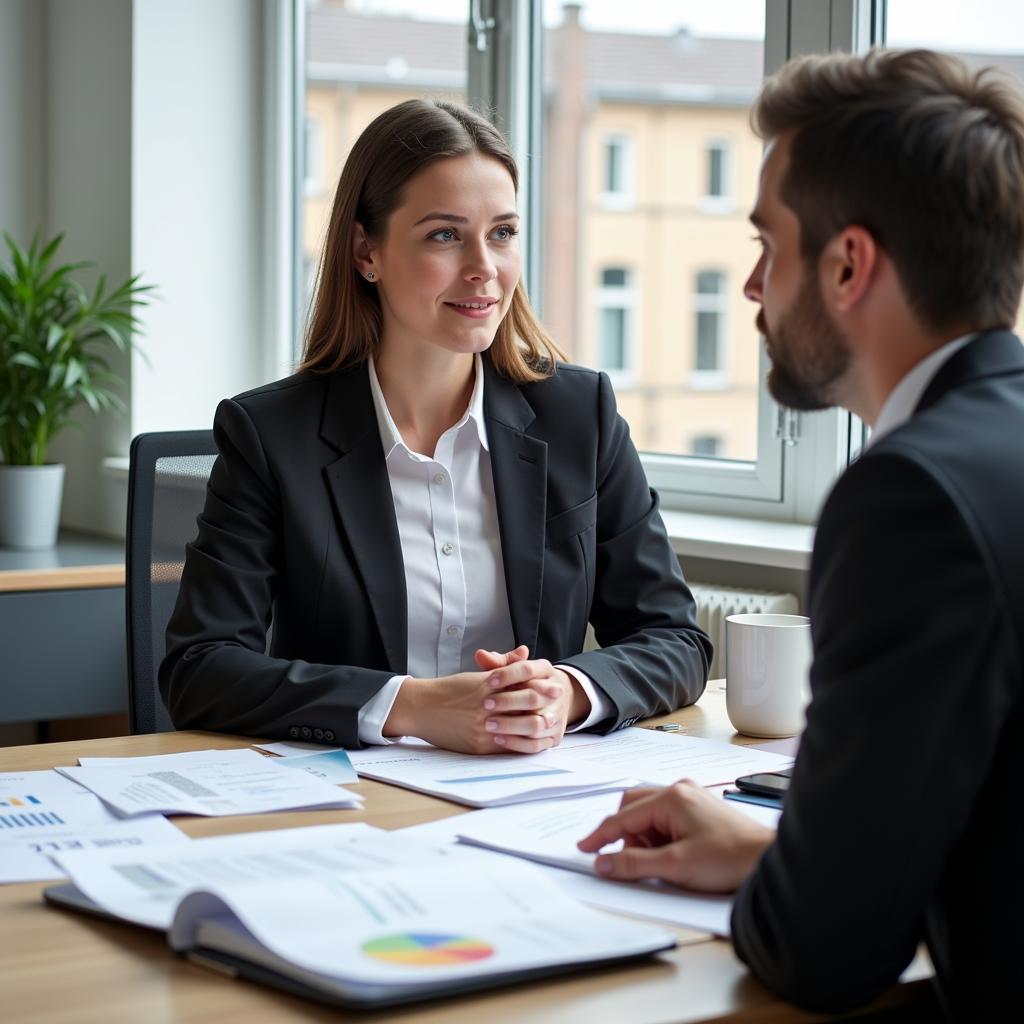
[126,431,218,734]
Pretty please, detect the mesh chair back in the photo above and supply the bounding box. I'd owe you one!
[126,431,218,734]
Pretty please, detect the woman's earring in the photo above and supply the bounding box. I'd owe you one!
[365,271,376,281]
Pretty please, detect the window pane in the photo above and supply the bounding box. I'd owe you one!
[602,267,628,287]
[302,2,467,342]
[695,312,720,370]
[691,435,721,457]
[600,307,627,369]
[707,145,724,197]
[605,139,621,192]
[541,1,765,460]
[696,270,724,294]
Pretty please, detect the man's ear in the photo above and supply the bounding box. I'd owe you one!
[820,226,877,314]
[352,222,378,281]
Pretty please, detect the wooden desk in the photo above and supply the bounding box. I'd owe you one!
[0,531,126,726]
[0,689,932,1023]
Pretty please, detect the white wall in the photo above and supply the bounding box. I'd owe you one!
[130,0,270,436]
[0,0,45,244]
[42,0,134,536]
[1,0,283,537]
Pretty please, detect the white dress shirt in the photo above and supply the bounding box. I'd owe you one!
[868,333,975,447]
[357,354,611,744]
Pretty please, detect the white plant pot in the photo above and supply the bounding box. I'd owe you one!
[0,464,66,549]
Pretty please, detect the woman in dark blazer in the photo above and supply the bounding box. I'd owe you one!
[160,99,712,753]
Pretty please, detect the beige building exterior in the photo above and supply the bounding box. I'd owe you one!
[303,2,1024,462]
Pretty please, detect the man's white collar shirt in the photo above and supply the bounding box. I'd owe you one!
[356,354,609,744]
[868,333,976,447]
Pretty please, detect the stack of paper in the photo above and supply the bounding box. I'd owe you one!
[0,770,188,883]
[345,742,632,807]
[555,727,794,787]
[57,748,362,818]
[45,825,675,1008]
[396,792,782,937]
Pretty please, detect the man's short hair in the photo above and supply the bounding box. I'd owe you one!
[753,48,1024,332]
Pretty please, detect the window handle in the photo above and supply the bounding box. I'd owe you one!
[470,0,496,53]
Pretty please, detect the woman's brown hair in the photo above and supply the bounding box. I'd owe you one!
[300,99,564,380]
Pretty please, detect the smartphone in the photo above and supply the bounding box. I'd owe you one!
[734,767,793,797]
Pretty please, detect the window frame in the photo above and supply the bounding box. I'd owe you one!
[699,136,735,213]
[595,266,638,385]
[691,269,730,389]
[599,132,635,209]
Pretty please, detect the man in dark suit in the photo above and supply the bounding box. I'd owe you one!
[579,49,1024,1020]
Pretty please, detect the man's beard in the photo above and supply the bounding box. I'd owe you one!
[760,272,851,412]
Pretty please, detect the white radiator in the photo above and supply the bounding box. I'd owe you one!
[690,582,799,679]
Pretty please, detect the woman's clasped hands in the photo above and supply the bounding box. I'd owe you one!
[383,644,590,754]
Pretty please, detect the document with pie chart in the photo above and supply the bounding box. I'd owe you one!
[43,827,674,1008]
[168,859,675,1007]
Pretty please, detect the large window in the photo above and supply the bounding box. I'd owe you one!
[292,1,896,523]
[300,1,467,330]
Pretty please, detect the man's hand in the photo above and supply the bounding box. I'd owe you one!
[576,781,775,892]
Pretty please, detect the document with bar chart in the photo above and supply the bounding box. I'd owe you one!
[0,770,186,883]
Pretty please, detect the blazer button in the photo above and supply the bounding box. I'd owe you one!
[289,726,300,738]
[300,726,312,739]
[324,729,336,742]
[313,728,324,740]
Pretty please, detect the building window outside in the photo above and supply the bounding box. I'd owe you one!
[691,435,721,458]
[691,270,728,388]
[600,134,634,207]
[596,267,635,382]
[701,139,733,211]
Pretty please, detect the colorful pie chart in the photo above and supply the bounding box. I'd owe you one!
[362,932,495,967]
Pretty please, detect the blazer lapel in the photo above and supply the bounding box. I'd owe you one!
[916,329,1024,415]
[319,364,408,674]
[484,361,548,656]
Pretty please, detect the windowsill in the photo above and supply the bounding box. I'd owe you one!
[661,509,813,570]
[102,457,130,479]
[103,461,814,570]
[597,193,635,210]
[697,196,735,214]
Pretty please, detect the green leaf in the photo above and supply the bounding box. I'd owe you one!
[46,323,64,351]
[63,358,84,389]
[9,352,42,370]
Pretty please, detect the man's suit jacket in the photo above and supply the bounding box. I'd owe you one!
[731,330,1024,1020]
[160,358,712,747]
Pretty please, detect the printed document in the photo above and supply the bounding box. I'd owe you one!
[0,816,188,883]
[0,769,189,883]
[56,748,361,818]
[345,743,632,807]
[556,727,794,787]
[52,822,388,928]
[400,793,781,937]
[165,858,674,1005]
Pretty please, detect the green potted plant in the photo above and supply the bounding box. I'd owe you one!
[0,232,152,549]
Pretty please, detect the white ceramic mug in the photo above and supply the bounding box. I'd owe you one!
[725,612,812,737]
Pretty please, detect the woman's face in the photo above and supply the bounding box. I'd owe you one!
[360,152,521,359]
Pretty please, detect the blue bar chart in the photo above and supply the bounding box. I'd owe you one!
[1,811,66,828]
[0,794,67,828]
